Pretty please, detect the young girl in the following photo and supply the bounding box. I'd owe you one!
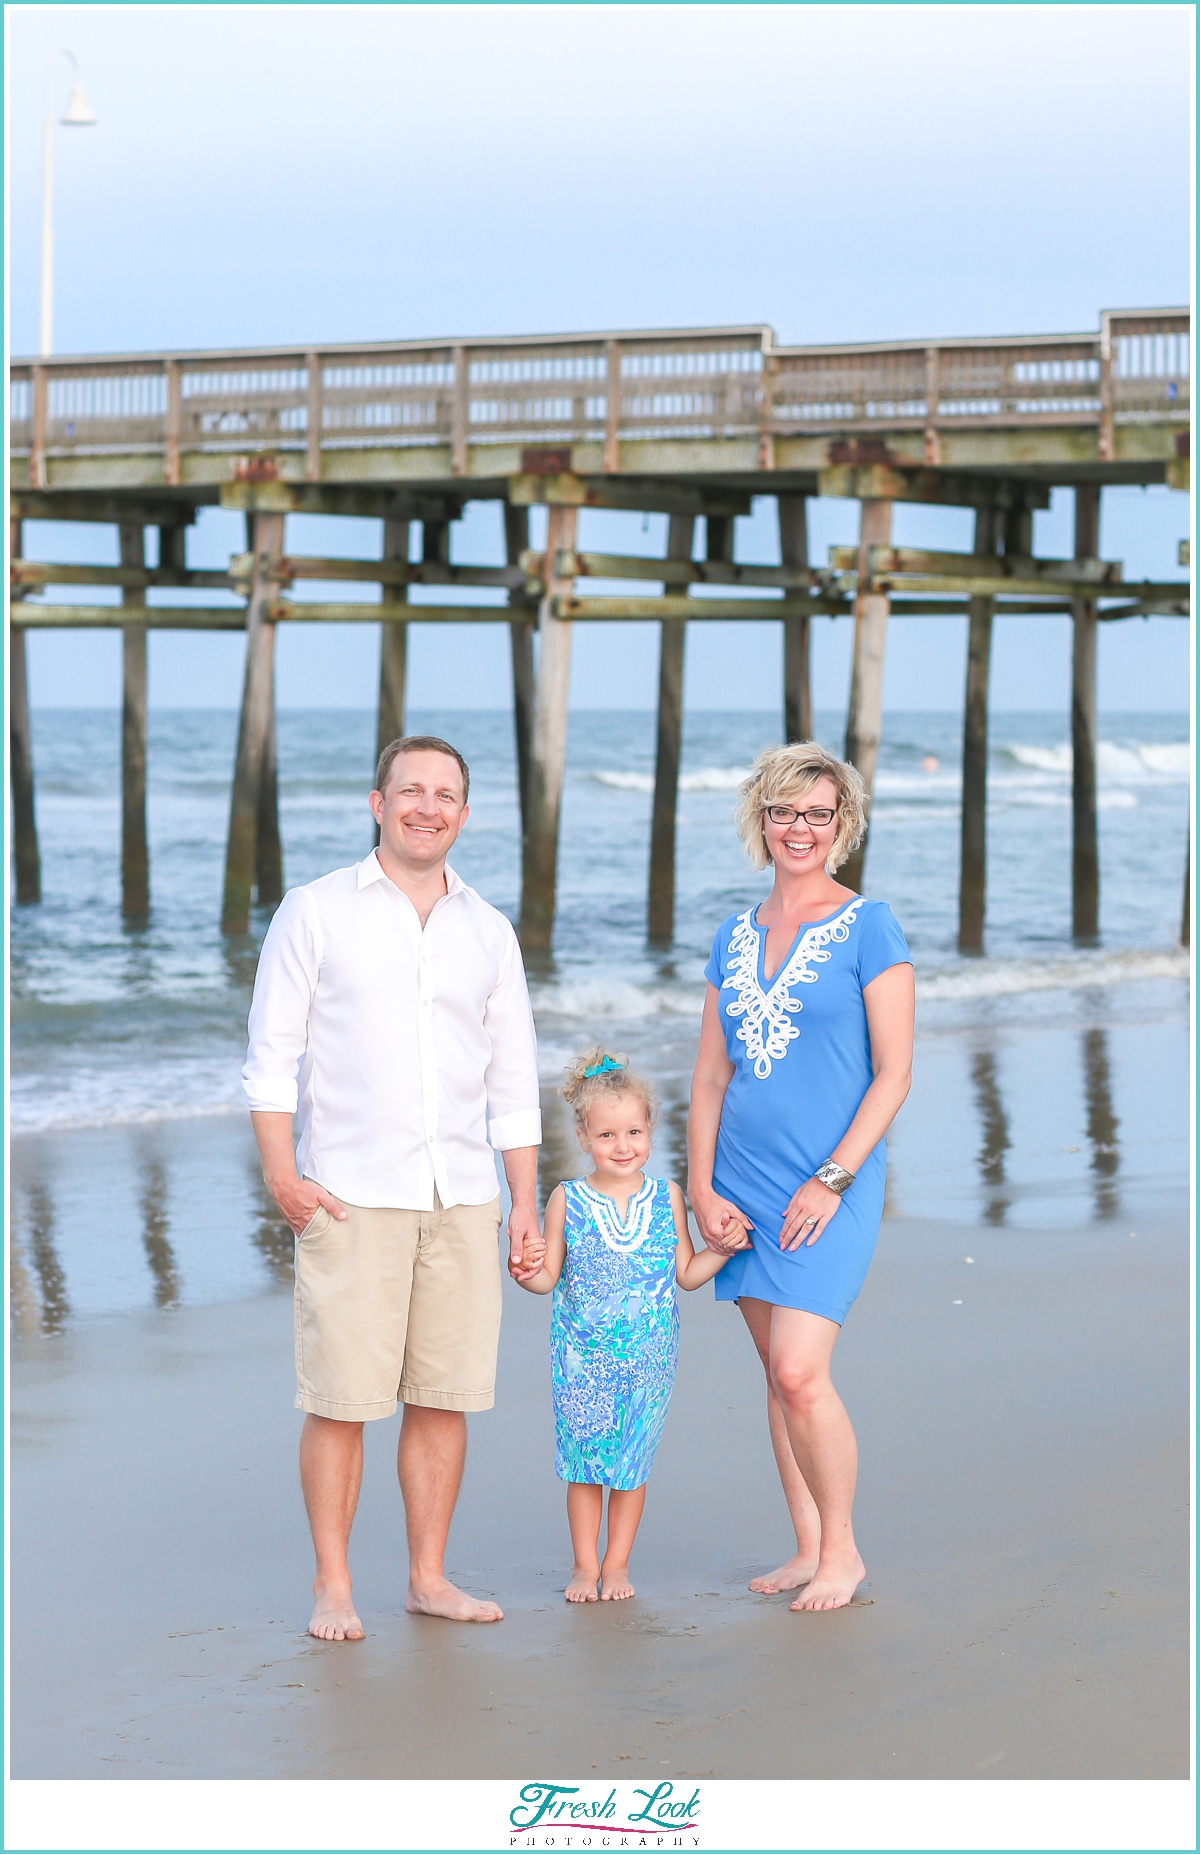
[516,1047,748,1603]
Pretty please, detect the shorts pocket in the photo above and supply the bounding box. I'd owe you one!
[297,1205,332,1242]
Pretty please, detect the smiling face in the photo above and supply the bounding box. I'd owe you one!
[760,772,840,878]
[369,750,469,873]
[577,1092,653,1180]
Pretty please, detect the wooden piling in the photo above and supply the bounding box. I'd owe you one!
[376,517,410,766]
[841,498,893,892]
[1182,824,1190,948]
[119,523,150,918]
[958,506,1000,951]
[778,495,812,743]
[221,511,285,934]
[255,695,284,907]
[504,502,535,848]
[648,513,695,942]
[9,516,41,904]
[1072,485,1101,940]
[519,503,578,951]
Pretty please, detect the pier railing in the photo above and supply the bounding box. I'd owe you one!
[10,309,1189,480]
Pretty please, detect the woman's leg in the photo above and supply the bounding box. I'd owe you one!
[739,1297,822,1591]
[600,1485,646,1600]
[565,1483,604,1601]
[768,1306,864,1610]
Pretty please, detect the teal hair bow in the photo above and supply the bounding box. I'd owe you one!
[583,1055,626,1078]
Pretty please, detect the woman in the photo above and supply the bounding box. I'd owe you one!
[688,742,914,1611]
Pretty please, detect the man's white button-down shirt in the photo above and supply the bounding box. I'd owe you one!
[242,852,542,1209]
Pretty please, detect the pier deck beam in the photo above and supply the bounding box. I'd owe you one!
[221,511,285,935]
[119,523,150,918]
[1072,486,1101,941]
[841,498,894,892]
[779,495,812,743]
[10,517,41,904]
[648,513,696,943]
[519,504,578,952]
[505,503,535,852]
[958,506,1000,951]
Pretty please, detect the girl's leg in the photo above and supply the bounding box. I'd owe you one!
[565,1483,604,1601]
[768,1306,864,1611]
[599,1485,646,1600]
[739,1297,822,1591]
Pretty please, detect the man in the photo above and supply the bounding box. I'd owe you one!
[243,735,543,1641]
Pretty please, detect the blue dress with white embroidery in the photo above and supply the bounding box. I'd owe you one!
[551,1176,680,1490]
[704,896,911,1325]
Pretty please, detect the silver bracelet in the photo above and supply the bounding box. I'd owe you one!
[813,1159,856,1195]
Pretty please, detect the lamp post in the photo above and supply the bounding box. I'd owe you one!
[40,49,97,357]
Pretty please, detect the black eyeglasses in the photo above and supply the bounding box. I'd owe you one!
[765,805,837,827]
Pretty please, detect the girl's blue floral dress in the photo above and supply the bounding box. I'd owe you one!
[551,1176,679,1491]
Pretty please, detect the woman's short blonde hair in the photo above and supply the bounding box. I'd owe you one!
[734,741,867,873]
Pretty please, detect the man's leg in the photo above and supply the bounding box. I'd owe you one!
[399,1405,502,1621]
[299,1413,366,1640]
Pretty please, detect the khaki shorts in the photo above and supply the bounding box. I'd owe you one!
[293,1192,503,1422]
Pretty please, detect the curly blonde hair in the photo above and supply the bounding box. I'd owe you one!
[734,741,867,874]
[561,1046,658,1134]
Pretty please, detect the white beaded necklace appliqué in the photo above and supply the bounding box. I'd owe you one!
[580,1179,656,1254]
[722,900,861,1079]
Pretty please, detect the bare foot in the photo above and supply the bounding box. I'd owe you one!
[308,1582,365,1642]
[790,1552,865,1612]
[566,1564,601,1603]
[749,1553,819,1594]
[599,1563,635,1601]
[406,1576,503,1623]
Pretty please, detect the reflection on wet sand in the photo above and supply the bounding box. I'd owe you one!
[22,1183,70,1335]
[659,1086,690,1194]
[971,1049,1012,1228]
[138,1153,180,1309]
[9,1243,42,1339]
[1082,1027,1120,1220]
[247,1159,296,1284]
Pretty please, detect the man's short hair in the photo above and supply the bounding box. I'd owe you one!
[374,735,470,802]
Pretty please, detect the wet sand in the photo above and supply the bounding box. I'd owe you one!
[10,1208,1188,1781]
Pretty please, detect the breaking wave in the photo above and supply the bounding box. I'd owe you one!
[530,947,1188,1027]
[592,766,750,795]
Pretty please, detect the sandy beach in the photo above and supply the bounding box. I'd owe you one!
[11,1200,1188,1781]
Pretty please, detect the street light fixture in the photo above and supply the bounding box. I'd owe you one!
[40,49,97,357]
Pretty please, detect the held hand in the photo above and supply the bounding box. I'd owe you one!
[508,1237,546,1282]
[267,1174,348,1236]
[507,1202,545,1282]
[691,1188,754,1255]
[779,1179,842,1251]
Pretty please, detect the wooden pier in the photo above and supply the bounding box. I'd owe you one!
[9,307,1190,947]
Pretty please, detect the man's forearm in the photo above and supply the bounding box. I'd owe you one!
[251,1111,299,1190]
[500,1144,539,1211]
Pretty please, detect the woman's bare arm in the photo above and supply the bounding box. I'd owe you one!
[687,985,754,1253]
[778,960,915,1250]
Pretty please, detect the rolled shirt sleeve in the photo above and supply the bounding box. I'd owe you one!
[483,925,543,1152]
[242,888,322,1114]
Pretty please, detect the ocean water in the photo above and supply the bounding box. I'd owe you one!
[9,706,1191,1327]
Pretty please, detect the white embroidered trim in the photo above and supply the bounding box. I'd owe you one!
[576,1178,657,1255]
[721,900,862,1079]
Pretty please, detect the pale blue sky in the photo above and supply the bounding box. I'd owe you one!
[11,3,1192,713]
